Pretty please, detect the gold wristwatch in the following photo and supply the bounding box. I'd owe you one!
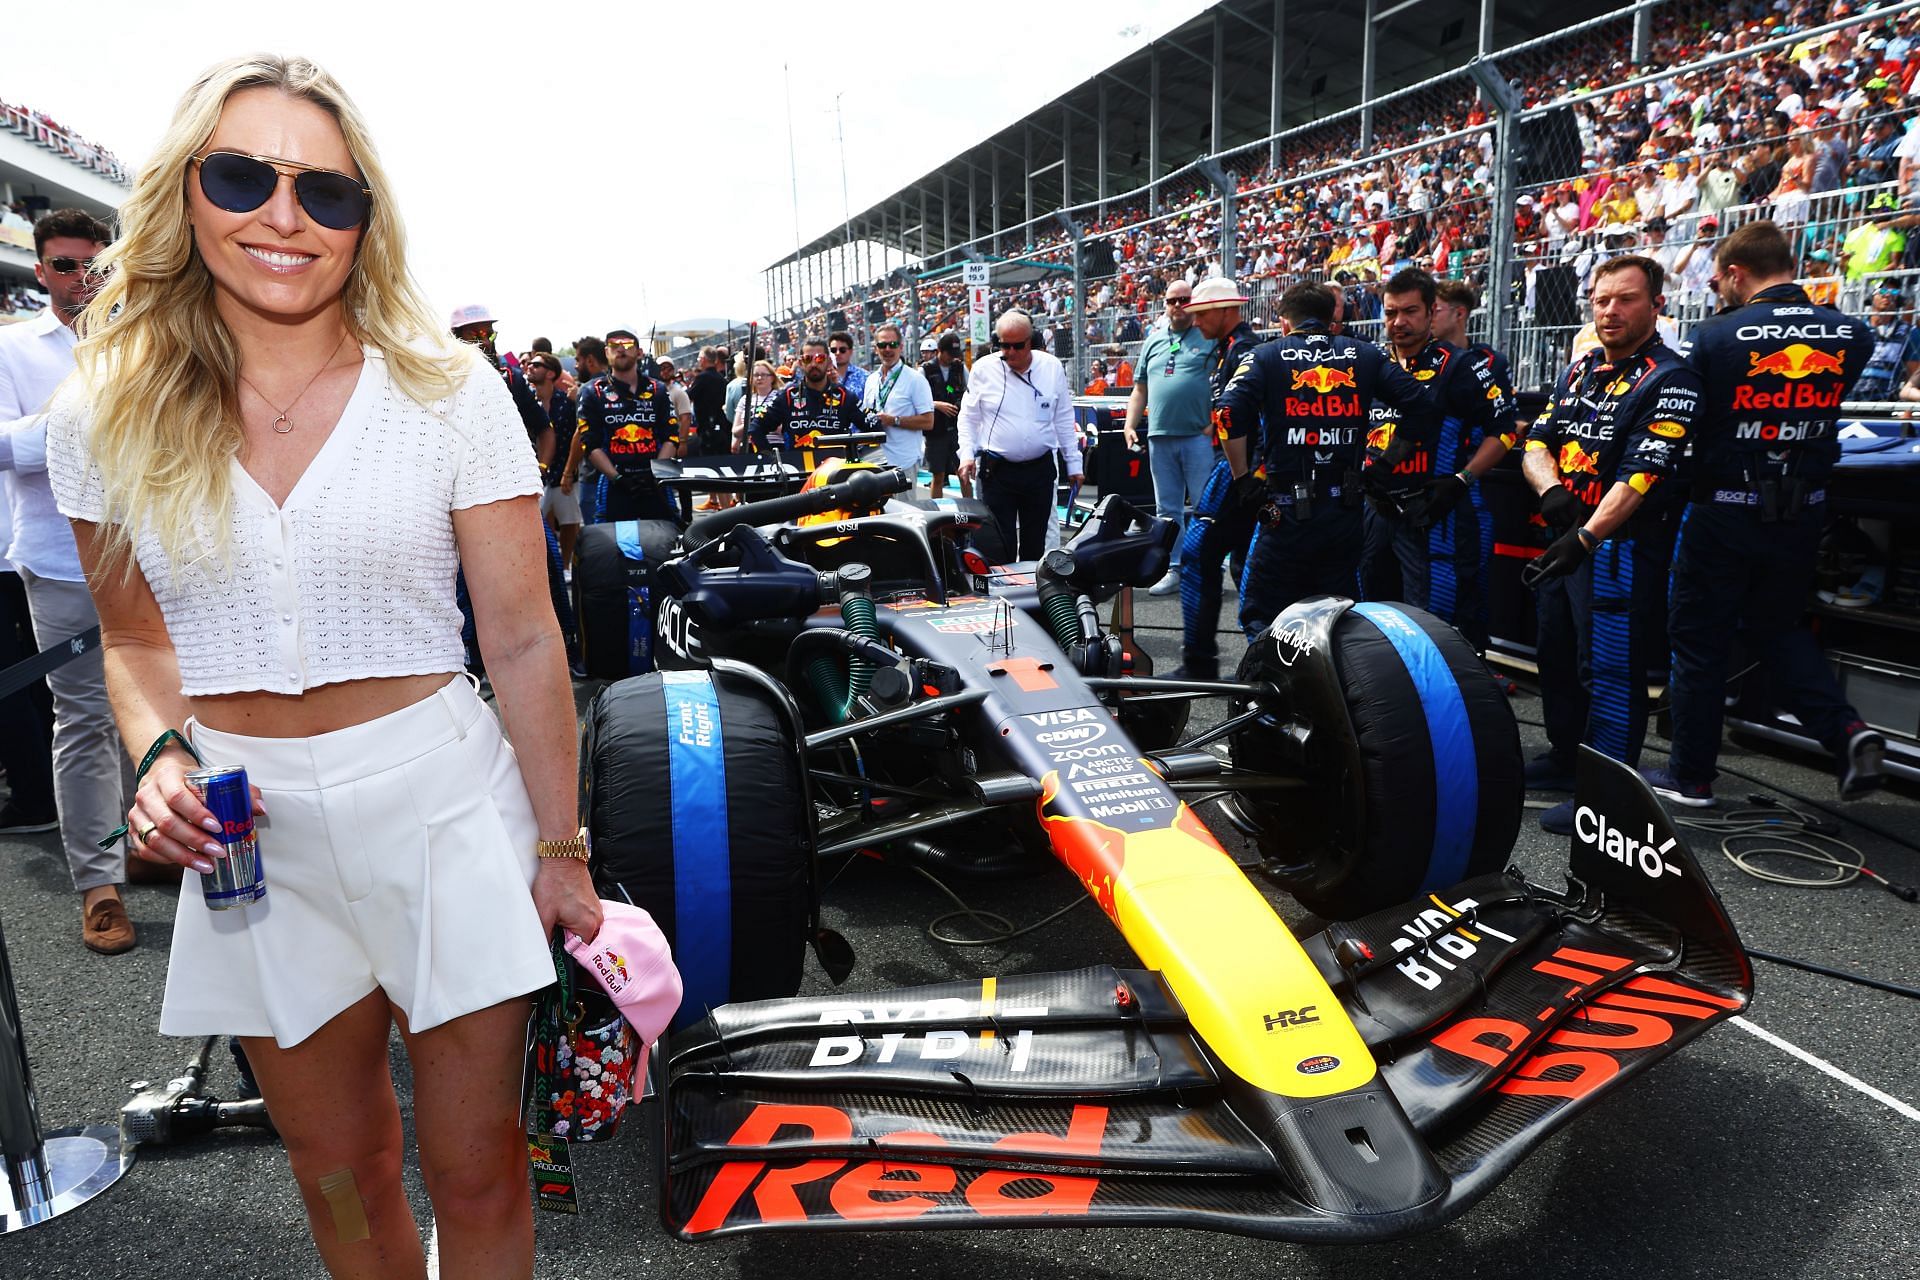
[535,827,590,861]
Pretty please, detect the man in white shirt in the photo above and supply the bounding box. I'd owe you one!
[860,323,934,480]
[0,208,136,954]
[957,310,1084,561]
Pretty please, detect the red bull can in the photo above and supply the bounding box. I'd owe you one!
[185,765,266,910]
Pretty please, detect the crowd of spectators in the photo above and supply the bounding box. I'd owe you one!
[1,94,132,184]
[776,1,1920,379]
[0,284,48,318]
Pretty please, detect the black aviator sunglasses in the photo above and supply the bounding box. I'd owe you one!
[190,150,373,231]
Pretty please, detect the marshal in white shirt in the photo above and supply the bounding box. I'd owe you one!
[955,348,1083,475]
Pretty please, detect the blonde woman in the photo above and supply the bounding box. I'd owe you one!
[44,56,596,1279]
[730,358,780,451]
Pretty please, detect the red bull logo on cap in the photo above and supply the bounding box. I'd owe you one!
[1366,424,1394,453]
[1748,344,1847,380]
[1291,365,1358,394]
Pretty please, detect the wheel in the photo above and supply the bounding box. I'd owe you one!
[582,669,810,1026]
[1227,598,1523,920]
[573,519,680,679]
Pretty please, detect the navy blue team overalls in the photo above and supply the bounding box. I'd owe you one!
[1215,323,1435,639]
[1176,319,1262,674]
[1667,283,1876,789]
[1362,339,1517,649]
[1527,339,1699,768]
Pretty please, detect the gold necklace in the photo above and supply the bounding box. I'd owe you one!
[239,331,353,434]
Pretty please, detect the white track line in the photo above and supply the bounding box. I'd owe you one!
[425,1219,439,1279]
[1730,1015,1920,1123]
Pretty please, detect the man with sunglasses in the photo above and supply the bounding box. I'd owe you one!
[752,337,866,450]
[957,310,1084,561]
[1123,279,1214,598]
[580,329,680,523]
[862,324,935,480]
[828,330,868,401]
[0,208,141,953]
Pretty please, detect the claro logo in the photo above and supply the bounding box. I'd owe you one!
[1575,806,1683,879]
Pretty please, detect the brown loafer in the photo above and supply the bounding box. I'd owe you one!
[83,897,136,955]
[127,856,185,886]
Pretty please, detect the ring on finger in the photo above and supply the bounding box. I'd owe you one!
[135,822,159,844]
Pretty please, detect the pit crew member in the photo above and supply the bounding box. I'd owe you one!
[1216,281,1435,639]
[581,327,680,523]
[1361,268,1517,650]
[1653,219,1885,807]
[1521,255,1699,834]
[751,336,867,451]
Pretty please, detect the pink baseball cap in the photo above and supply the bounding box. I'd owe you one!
[565,901,682,1049]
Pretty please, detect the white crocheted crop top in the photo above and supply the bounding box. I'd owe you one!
[45,346,542,695]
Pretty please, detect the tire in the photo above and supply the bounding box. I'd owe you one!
[582,669,810,1026]
[574,520,680,680]
[1229,598,1522,920]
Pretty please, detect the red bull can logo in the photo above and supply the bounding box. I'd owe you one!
[1290,365,1358,394]
[1748,344,1846,380]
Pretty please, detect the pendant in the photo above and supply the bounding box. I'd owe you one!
[271,414,294,434]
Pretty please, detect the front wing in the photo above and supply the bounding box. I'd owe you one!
[657,748,1751,1243]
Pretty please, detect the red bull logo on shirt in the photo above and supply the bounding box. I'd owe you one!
[1290,366,1358,394]
[1559,440,1602,475]
[1747,344,1846,380]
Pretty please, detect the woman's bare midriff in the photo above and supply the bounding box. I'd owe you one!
[190,672,457,738]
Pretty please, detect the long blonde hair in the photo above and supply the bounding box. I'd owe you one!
[74,54,466,573]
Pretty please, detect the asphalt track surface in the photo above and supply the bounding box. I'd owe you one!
[3,584,1917,1279]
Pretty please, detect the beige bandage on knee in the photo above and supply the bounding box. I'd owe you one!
[316,1168,372,1243]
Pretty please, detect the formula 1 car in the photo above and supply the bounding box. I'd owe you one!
[577,460,1752,1244]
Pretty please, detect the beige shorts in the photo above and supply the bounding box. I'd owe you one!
[541,484,584,526]
[165,675,554,1048]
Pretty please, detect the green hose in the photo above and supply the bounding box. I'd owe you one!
[1040,588,1082,651]
[805,654,848,722]
[841,594,880,708]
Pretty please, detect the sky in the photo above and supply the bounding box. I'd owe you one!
[2,0,1213,354]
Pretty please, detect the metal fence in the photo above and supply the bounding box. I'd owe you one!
[765,0,1920,393]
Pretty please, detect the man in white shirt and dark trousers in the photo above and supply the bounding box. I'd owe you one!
[957,310,1084,560]
[861,323,935,484]
[0,209,137,954]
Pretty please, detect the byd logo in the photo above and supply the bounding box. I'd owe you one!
[1574,806,1683,880]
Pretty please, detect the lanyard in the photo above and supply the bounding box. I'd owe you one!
[873,362,904,414]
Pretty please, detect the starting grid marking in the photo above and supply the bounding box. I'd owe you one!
[1730,1015,1920,1125]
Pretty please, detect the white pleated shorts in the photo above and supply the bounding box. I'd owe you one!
[160,674,556,1048]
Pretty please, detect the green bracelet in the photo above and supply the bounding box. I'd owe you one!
[98,729,204,850]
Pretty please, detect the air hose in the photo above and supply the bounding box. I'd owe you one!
[802,563,876,722]
[1035,548,1084,651]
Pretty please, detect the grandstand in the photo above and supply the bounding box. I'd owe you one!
[764,0,1920,392]
[0,93,127,319]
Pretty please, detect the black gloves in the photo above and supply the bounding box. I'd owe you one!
[1525,527,1593,585]
[1423,472,1471,521]
[1228,471,1267,517]
[1538,484,1587,533]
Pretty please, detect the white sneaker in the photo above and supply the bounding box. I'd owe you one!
[1148,569,1181,596]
